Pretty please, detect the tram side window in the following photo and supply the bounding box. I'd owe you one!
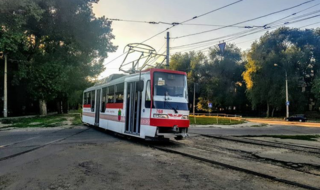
[83,92,91,105]
[145,81,151,108]
[91,90,95,112]
[83,92,87,105]
[115,83,124,103]
[101,88,107,112]
[108,86,115,103]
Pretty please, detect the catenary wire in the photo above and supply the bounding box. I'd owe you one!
[299,21,320,28]
[107,18,264,28]
[264,1,320,26]
[171,0,316,39]
[171,5,320,50]
[104,0,244,66]
[176,14,320,54]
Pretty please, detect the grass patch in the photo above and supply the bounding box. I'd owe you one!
[72,114,83,125]
[68,109,82,114]
[190,116,244,125]
[261,135,320,141]
[1,115,67,128]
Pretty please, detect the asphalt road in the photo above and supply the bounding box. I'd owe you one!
[189,120,320,136]
[0,126,308,190]
[189,125,320,136]
[246,118,320,127]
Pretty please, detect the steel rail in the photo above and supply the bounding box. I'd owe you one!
[198,134,320,155]
[0,128,90,162]
[152,145,320,190]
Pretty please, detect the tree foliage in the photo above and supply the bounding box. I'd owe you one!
[0,0,117,115]
[197,44,247,112]
[169,44,247,113]
[243,27,320,116]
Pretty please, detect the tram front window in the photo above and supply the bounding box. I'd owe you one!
[153,72,187,98]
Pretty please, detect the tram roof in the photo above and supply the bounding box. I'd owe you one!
[84,72,146,92]
[84,69,186,92]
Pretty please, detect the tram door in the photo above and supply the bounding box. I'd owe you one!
[95,89,101,126]
[125,82,142,135]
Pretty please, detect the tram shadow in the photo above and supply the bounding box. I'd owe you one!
[87,124,183,148]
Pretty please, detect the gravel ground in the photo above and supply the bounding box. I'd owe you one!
[0,127,307,190]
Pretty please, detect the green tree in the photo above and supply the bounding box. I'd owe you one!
[1,0,117,115]
[197,44,247,112]
[243,27,320,117]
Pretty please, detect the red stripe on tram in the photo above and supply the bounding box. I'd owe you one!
[150,118,189,128]
[106,103,123,109]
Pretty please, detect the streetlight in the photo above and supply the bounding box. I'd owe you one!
[274,63,289,118]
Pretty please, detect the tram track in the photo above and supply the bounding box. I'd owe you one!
[179,139,320,177]
[0,128,90,162]
[151,144,320,190]
[75,127,320,190]
[198,134,320,155]
[0,128,68,149]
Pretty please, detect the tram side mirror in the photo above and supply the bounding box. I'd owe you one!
[137,80,144,92]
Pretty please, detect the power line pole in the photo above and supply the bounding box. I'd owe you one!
[285,71,289,118]
[4,54,7,118]
[193,82,196,116]
[166,32,170,68]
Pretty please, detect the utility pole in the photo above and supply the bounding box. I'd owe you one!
[166,32,170,68]
[4,54,7,118]
[274,64,289,118]
[285,71,289,118]
[193,83,196,116]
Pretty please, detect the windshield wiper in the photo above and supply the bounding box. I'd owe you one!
[164,92,178,113]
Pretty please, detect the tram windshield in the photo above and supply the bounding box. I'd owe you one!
[153,72,187,98]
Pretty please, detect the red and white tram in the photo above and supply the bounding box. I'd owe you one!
[82,69,189,140]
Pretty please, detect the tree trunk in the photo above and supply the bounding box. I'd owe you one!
[62,99,68,114]
[56,101,62,114]
[266,103,270,118]
[39,99,47,116]
[271,107,275,117]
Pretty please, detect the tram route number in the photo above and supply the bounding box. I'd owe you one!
[156,109,164,114]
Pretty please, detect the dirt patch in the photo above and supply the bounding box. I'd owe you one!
[0,139,303,190]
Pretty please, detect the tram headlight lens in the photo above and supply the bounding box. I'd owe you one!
[153,114,168,119]
[181,115,189,120]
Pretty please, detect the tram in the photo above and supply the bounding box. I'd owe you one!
[82,68,189,140]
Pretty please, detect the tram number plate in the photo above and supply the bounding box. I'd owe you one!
[156,109,163,114]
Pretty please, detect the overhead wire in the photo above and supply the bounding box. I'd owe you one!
[299,21,320,28]
[107,18,264,29]
[104,0,244,66]
[173,10,320,54]
[173,28,265,53]
[171,3,320,50]
[171,0,316,39]
[264,1,320,26]
[157,41,167,53]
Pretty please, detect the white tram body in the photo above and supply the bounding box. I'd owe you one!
[82,69,189,140]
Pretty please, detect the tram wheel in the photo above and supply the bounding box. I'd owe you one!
[174,135,184,140]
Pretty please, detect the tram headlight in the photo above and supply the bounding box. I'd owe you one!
[181,115,189,120]
[153,114,168,119]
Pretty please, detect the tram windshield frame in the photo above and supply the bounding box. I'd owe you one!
[153,72,187,99]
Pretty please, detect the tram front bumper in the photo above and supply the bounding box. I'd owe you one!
[156,127,188,138]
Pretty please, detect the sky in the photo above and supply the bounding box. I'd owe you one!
[93,0,320,78]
